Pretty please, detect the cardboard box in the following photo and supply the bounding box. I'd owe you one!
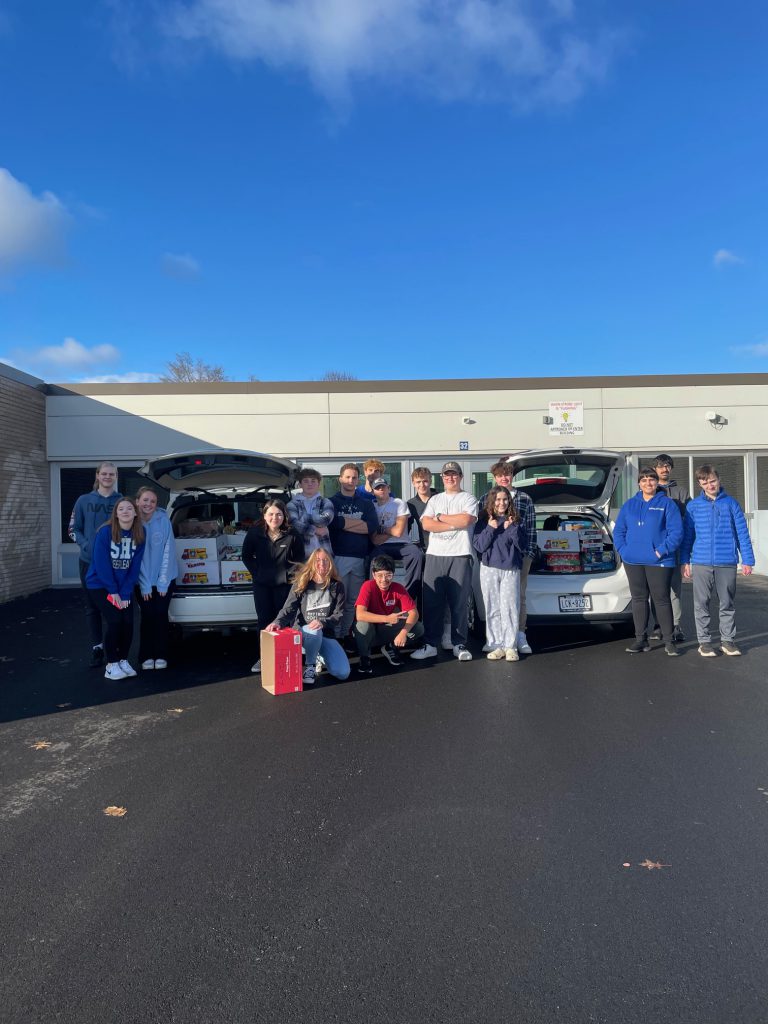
[538,530,580,552]
[175,537,226,562]
[177,559,221,586]
[260,628,303,695]
[221,560,252,585]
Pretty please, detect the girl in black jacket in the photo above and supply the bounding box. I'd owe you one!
[242,499,304,674]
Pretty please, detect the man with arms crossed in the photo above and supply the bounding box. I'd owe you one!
[329,463,378,640]
[412,461,478,662]
[680,464,754,657]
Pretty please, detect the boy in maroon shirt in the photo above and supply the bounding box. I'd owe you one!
[354,554,425,675]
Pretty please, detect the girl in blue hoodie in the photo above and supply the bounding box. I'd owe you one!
[136,486,177,671]
[86,498,145,681]
[613,467,683,655]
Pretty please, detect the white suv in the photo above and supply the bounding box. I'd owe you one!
[472,448,632,628]
[139,450,299,633]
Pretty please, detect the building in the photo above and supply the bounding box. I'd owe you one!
[2,362,768,602]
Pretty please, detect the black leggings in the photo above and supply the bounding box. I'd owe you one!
[137,585,174,661]
[79,559,104,647]
[624,563,674,642]
[90,589,135,663]
[252,583,291,653]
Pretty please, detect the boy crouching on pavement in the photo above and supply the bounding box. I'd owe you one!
[354,555,425,675]
[681,464,755,657]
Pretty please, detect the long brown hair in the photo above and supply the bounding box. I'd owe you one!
[256,498,291,535]
[292,548,340,594]
[484,485,519,523]
[106,497,145,545]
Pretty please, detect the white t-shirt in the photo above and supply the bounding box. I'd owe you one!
[422,490,479,557]
[375,496,409,534]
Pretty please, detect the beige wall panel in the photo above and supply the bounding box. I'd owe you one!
[603,385,768,409]
[329,409,605,457]
[47,392,329,418]
[47,412,331,460]
[602,406,768,451]
[329,388,604,415]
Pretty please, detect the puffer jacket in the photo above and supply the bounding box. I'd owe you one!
[680,488,755,566]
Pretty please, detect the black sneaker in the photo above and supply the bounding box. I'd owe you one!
[357,657,373,676]
[672,627,685,643]
[381,644,404,667]
[665,643,679,657]
[720,641,741,656]
[649,627,662,640]
[698,643,717,657]
[90,645,104,668]
[626,639,650,653]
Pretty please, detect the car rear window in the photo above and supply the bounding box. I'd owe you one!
[513,461,615,504]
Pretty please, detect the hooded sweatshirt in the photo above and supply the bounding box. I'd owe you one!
[71,490,123,563]
[613,490,683,567]
[138,508,177,595]
[472,519,527,570]
[86,525,145,600]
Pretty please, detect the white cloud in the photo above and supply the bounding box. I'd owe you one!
[26,337,120,369]
[713,248,744,267]
[732,341,768,358]
[0,168,73,273]
[162,251,201,279]
[81,372,161,383]
[161,0,623,107]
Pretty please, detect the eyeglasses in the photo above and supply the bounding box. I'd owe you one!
[373,571,394,578]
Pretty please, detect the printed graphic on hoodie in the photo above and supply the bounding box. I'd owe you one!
[111,537,138,569]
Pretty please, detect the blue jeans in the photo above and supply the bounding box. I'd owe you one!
[301,627,350,680]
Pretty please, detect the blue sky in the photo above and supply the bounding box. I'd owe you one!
[1,0,766,383]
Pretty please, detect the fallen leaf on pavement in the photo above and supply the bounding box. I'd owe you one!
[103,806,127,817]
[167,708,185,714]
[639,859,670,870]
[31,741,52,750]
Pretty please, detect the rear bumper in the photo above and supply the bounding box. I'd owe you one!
[169,585,257,629]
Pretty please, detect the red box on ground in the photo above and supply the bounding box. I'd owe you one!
[260,628,303,695]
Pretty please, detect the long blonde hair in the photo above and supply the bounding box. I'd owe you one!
[292,548,340,594]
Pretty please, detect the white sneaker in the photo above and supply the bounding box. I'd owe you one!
[517,633,532,655]
[154,659,168,670]
[104,662,128,681]
[251,659,261,674]
[410,644,438,660]
[141,659,155,671]
[441,632,453,650]
[119,660,137,677]
[452,644,472,662]
[315,655,326,675]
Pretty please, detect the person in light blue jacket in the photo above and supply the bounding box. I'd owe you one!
[136,486,177,671]
[680,464,755,658]
[613,466,683,656]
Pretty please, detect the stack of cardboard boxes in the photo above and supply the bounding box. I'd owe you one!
[175,527,252,587]
[537,525,616,574]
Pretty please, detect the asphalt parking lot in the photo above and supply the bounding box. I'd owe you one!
[2,578,768,1024]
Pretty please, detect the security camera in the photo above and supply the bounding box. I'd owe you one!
[705,410,718,423]
[462,416,475,425]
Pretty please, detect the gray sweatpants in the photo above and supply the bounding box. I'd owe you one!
[334,555,366,637]
[423,554,473,648]
[692,565,738,643]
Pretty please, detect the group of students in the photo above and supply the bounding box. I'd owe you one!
[71,452,756,685]
[70,463,175,681]
[614,456,754,657]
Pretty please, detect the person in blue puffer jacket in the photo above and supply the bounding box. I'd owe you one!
[613,466,683,656]
[680,464,755,658]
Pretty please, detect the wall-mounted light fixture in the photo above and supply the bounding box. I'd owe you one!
[462,416,476,425]
[705,410,728,429]
[542,415,554,425]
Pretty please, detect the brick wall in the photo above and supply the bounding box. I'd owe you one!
[0,370,50,602]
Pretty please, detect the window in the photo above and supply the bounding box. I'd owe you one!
[60,467,170,544]
[757,456,768,510]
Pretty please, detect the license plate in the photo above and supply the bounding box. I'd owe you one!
[558,595,592,612]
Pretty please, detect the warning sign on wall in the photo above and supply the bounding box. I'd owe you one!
[548,401,584,436]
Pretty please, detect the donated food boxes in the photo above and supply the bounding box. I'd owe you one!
[260,628,303,694]
[538,530,581,573]
[175,533,252,586]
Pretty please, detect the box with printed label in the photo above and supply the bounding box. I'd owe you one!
[537,530,580,552]
[260,628,303,695]
[177,559,221,586]
[175,537,226,562]
[220,560,252,585]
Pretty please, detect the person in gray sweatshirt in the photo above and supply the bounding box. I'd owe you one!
[136,486,177,670]
[69,461,122,666]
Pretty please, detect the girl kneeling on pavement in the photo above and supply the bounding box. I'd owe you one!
[136,486,177,671]
[613,466,683,656]
[472,486,527,662]
[266,549,350,686]
[86,497,145,681]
